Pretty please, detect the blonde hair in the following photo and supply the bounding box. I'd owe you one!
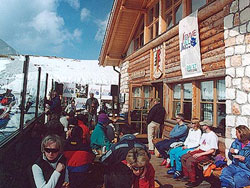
[236,125,250,143]
[41,134,63,153]
[126,148,149,167]
[191,118,200,130]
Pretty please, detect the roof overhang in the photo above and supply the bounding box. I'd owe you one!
[99,0,147,67]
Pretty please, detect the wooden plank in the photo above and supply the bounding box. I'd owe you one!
[200,32,224,47]
[201,47,225,60]
[201,53,225,65]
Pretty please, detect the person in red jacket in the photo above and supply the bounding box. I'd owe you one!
[64,125,95,188]
[123,148,155,188]
[76,114,90,144]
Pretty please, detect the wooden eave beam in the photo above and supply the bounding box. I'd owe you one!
[120,5,146,13]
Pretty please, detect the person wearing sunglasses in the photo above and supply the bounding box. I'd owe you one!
[32,135,69,188]
[123,148,155,188]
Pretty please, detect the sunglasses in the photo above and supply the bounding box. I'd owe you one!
[132,166,144,171]
[44,148,59,153]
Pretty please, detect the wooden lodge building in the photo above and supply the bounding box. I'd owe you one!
[99,0,250,152]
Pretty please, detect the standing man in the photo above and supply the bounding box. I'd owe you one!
[86,92,99,128]
[147,98,166,155]
[45,90,62,120]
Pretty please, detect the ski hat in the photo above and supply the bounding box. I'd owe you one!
[200,120,213,127]
[98,113,110,124]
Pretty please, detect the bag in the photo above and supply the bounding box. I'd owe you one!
[170,141,184,148]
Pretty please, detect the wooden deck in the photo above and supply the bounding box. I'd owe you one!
[150,153,211,188]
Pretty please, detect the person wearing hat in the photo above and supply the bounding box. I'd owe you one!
[90,113,112,152]
[181,120,218,187]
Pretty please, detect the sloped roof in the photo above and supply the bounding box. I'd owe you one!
[0,39,18,56]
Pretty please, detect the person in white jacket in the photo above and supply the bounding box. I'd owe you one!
[167,118,202,179]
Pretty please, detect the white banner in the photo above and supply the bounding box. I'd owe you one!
[88,84,101,99]
[179,10,203,78]
[63,83,76,97]
[101,85,112,100]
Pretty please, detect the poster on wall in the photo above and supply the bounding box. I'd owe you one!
[153,45,164,79]
[179,10,203,78]
[88,84,100,99]
[63,83,76,97]
[101,85,112,100]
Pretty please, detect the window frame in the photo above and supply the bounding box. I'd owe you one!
[147,2,160,41]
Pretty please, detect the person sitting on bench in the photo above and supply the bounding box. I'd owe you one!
[220,125,250,188]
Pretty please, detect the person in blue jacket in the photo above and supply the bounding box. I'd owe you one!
[220,125,250,188]
[90,113,112,152]
[155,113,188,167]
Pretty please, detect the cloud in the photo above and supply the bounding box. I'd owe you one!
[0,0,82,57]
[64,0,80,10]
[80,8,90,21]
[94,14,109,41]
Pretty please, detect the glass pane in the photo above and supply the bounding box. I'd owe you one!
[173,101,181,117]
[155,3,159,18]
[132,98,142,109]
[175,3,183,24]
[0,56,24,141]
[134,38,139,50]
[148,8,153,24]
[24,68,38,125]
[183,102,192,120]
[143,86,151,98]
[217,80,225,102]
[132,87,141,97]
[166,0,172,9]
[38,72,46,116]
[192,0,206,12]
[144,99,151,109]
[200,103,213,122]
[166,12,173,30]
[140,33,144,47]
[173,84,181,99]
[217,103,226,136]
[184,83,192,100]
[201,81,213,101]
[155,21,159,37]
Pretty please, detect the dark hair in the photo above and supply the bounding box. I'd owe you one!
[68,111,75,118]
[76,114,88,124]
[177,113,185,120]
[68,117,78,126]
[69,125,83,144]
[44,119,64,137]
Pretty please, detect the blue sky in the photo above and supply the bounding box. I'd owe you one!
[0,0,113,60]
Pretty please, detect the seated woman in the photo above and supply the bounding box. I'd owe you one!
[32,135,69,188]
[64,125,95,188]
[123,148,155,188]
[220,125,250,188]
[167,118,201,179]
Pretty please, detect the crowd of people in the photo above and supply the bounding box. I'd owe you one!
[31,93,250,188]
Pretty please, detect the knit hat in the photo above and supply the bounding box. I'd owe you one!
[98,113,110,124]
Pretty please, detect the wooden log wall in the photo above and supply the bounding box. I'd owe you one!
[164,4,230,80]
[128,50,151,83]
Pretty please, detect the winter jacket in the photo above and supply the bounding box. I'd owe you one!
[46,96,62,114]
[147,103,166,125]
[32,154,68,188]
[169,123,188,142]
[90,123,111,151]
[228,139,250,171]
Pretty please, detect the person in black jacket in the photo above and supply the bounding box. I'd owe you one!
[45,91,62,120]
[147,98,166,154]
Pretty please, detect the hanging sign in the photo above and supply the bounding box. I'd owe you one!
[179,10,203,78]
[153,45,164,79]
[63,83,76,97]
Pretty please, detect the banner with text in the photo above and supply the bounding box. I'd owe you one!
[179,10,203,78]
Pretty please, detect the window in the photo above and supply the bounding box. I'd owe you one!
[134,16,144,50]
[172,83,192,120]
[191,0,206,13]
[148,2,159,40]
[130,85,153,133]
[164,0,182,31]
[200,79,225,128]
